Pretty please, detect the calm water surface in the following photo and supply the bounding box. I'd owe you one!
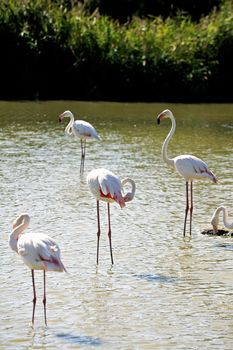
[0,101,233,350]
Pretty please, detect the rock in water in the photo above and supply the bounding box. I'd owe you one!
[201,228,232,236]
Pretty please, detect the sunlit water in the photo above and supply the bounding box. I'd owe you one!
[0,101,233,350]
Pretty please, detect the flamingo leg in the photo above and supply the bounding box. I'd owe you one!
[96,200,101,264]
[43,270,47,326]
[107,202,114,265]
[83,140,86,159]
[183,181,189,237]
[80,140,85,174]
[189,181,193,236]
[31,270,36,326]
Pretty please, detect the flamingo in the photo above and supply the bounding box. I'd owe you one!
[9,213,66,326]
[157,109,218,237]
[59,110,100,173]
[211,206,233,233]
[87,168,136,264]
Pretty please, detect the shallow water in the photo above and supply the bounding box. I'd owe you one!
[0,101,233,349]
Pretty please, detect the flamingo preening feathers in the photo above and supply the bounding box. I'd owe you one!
[87,168,136,264]
[157,109,218,237]
[9,213,66,326]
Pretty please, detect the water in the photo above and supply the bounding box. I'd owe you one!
[0,101,233,349]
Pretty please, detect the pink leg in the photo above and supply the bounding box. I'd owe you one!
[107,202,114,265]
[96,200,101,264]
[183,182,189,237]
[31,270,36,326]
[189,181,193,236]
[43,271,47,326]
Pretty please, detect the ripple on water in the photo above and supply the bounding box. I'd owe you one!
[1,101,233,350]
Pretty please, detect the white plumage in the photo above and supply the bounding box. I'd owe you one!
[174,154,217,182]
[87,168,136,264]
[211,206,233,233]
[87,168,126,207]
[9,213,66,326]
[157,109,218,236]
[59,110,100,173]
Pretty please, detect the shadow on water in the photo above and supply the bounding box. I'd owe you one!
[56,332,102,346]
[134,273,177,283]
[215,243,233,251]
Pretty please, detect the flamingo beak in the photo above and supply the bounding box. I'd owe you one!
[157,117,161,125]
[59,116,62,123]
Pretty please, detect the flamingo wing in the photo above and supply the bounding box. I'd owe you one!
[98,170,125,208]
[174,155,217,183]
[18,233,65,272]
[73,120,99,140]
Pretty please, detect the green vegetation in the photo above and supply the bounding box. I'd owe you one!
[0,0,232,101]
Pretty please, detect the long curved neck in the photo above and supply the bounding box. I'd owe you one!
[65,115,74,136]
[221,207,233,229]
[9,217,29,253]
[162,115,175,168]
[121,178,136,202]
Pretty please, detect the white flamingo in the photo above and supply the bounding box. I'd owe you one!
[211,206,233,233]
[59,110,100,173]
[9,213,66,326]
[87,168,136,264]
[157,109,218,236]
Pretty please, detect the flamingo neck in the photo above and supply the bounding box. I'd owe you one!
[65,115,74,136]
[219,207,233,229]
[121,178,136,202]
[162,115,175,168]
[9,217,30,253]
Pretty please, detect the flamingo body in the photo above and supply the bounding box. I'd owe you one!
[17,231,65,272]
[87,168,126,208]
[87,168,136,264]
[157,109,218,236]
[9,213,66,325]
[72,119,100,140]
[173,154,217,183]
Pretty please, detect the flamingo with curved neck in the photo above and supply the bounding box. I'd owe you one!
[87,168,136,264]
[211,206,233,233]
[9,213,66,326]
[157,109,218,237]
[59,110,100,173]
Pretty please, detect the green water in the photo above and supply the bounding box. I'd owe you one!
[0,101,232,350]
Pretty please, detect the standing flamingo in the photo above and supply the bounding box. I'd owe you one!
[9,213,66,326]
[157,109,218,237]
[59,110,100,173]
[87,168,136,264]
[211,206,233,233]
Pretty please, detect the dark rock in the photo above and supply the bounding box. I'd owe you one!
[201,228,232,237]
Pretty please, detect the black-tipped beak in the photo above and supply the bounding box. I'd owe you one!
[59,117,62,123]
[157,117,161,125]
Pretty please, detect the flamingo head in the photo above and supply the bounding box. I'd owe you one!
[157,109,173,124]
[59,110,73,123]
[210,216,219,234]
[12,213,30,229]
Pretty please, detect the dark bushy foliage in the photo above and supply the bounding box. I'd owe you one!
[0,0,232,101]
[84,0,221,22]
